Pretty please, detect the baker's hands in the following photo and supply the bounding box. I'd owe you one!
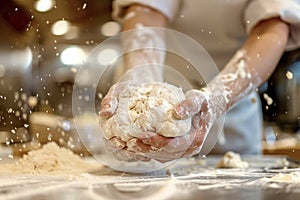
[104,136,151,162]
[100,89,216,163]
[125,89,215,162]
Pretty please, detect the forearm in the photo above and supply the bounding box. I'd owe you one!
[122,4,167,31]
[207,18,289,117]
[120,4,168,81]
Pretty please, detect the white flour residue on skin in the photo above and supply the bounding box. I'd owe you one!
[124,11,136,21]
[261,171,300,184]
[122,25,165,82]
[209,50,262,110]
[221,50,251,82]
[202,80,227,120]
[221,50,253,104]
[100,82,192,141]
[198,50,254,122]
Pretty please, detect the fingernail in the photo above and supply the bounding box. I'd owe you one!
[100,104,111,113]
[100,104,112,117]
[173,105,188,119]
[101,104,111,109]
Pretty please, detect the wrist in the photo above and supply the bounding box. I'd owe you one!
[203,81,228,120]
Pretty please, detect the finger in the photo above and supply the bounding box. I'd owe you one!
[99,82,130,118]
[127,138,185,161]
[138,131,193,153]
[137,131,173,147]
[127,138,180,162]
[173,89,208,119]
[183,115,208,157]
[145,151,181,163]
[124,139,174,163]
[109,137,126,149]
[105,137,151,162]
[126,138,152,153]
[113,148,151,162]
[183,131,205,157]
[99,96,118,118]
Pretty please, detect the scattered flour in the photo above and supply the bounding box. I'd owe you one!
[216,151,249,168]
[100,82,192,141]
[285,71,293,80]
[261,171,300,184]
[1,142,101,175]
[263,93,273,105]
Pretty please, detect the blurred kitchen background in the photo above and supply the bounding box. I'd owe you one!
[0,0,299,159]
[0,0,116,156]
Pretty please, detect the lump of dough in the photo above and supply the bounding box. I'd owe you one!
[260,172,300,183]
[216,151,249,168]
[99,82,192,141]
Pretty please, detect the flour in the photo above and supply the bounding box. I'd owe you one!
[100,82,192,141]
[263,93,273,105]
[11,142,100,174]
[220,50,254,105]
[286,71,293,80]
[216,151,249,168]
[124,11,136,21]
[121,26,165,82]
[261,171,300,184]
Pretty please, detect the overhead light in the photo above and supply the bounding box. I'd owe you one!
[51,20,71,36]
[97,48,118,65]
[100,21,121,37]
[34,0,56,12]
[60,47,85,65]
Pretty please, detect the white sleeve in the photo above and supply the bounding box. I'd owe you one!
[112,0,181,22]
[244,0,300,51]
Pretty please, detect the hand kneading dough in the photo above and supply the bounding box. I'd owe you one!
[100,82,192,141]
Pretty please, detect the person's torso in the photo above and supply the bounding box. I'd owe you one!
[171,0,250,68]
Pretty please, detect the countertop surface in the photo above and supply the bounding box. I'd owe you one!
[0,155,300,200]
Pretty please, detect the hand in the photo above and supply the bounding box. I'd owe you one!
[128,113,209,162]
[173,89,210,120]
[99,81,144,162]
[106,89,215,163]
[99,83,214,163]
[102,112,210,163]
[99,81,132,118]
[99,80,153,162]
[104,137,151,162]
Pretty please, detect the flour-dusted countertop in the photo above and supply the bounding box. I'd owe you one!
[0,155,300,200]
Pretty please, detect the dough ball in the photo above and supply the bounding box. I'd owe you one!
[216,151,249,168]
[100,82,192,141]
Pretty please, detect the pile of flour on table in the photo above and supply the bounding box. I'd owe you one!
[261,171,300,184]
[11,142,100,174]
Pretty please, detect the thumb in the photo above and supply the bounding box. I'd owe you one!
[173,89,207,119]
[99,96,118,118]
[99,81,132,118]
